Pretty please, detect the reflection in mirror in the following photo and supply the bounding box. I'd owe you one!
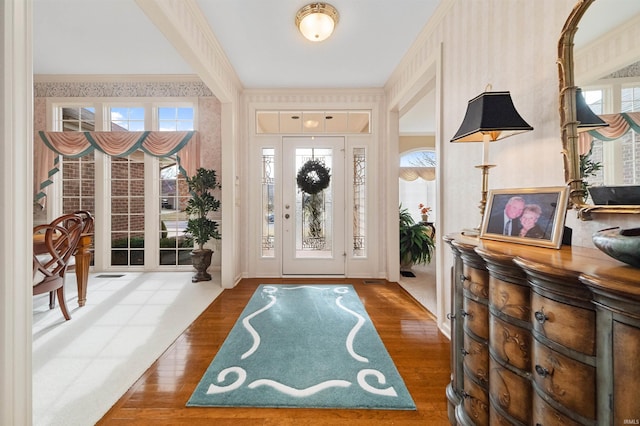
[558,0,640,218]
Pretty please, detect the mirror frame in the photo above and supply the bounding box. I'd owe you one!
[558,0,640,219]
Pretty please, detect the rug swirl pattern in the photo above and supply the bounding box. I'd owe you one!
[187,284,416,409]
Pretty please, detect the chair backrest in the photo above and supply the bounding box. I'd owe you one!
[33,215,84,282]
[72,210,95,235]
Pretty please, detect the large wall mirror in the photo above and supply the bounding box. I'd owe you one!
[559,0,640,219]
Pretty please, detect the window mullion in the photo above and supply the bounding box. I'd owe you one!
[145,155,160,269]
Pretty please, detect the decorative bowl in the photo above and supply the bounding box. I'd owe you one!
[592,227,640,268]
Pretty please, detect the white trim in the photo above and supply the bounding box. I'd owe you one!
[385,39,446,332]
[34,74,202,83]
[1,0,33,423]
[135,0,242,103]
[243,90,384,279]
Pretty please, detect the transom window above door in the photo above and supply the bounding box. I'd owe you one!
[256,110,370,134]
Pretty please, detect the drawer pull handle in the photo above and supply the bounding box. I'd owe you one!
[447,312,456,320]
[536,424,543,426]
[461,391,471,399]
[534,311,548,324]
[460,310,472,319]
[535,364,550,377]
[461,348,469,356]
[460,274,468,282]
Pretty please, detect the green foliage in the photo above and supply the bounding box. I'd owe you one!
[161,221,168,239]
[580,143,603,201]
[159,237,192,249]
[399,205,434,266]
[185,168,221,250]
[112,236,145,248]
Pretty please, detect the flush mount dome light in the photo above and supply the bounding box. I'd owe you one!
[296,3,339,42]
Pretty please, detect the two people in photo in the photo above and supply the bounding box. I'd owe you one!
[487,196,545,239]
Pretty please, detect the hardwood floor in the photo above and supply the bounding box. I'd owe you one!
[97,278,451,425]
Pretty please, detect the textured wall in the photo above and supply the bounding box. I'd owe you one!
[390,0,640,251]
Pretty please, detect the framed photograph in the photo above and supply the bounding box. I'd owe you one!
[480,186,569,249]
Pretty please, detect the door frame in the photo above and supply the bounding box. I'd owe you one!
[244,94,384,280]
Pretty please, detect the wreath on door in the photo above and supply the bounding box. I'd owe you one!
[296,159,331,194]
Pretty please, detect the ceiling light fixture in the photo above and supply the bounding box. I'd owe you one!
[296,3,339,42]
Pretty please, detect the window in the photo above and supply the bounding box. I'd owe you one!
[621,86,640,113]
[352,148,366,257]
[399,149,437,224]
[110,106,144,131]
[583,84,640,188]
[110,154,146,266]
[159,107,194,131]
[261,148,275,258]
[620,85,640,184]
[256,110,371,134]
[60,106,95,131]
[53,100,197,270]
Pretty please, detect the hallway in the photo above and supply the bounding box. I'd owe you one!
[97,278,451,425]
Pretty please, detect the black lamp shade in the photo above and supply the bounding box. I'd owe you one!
[451,91,533,142]
[576,88,609,132]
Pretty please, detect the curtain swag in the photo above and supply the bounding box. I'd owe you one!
[35,131,199,206]
[399,167,435,181]
[579,112,640,155]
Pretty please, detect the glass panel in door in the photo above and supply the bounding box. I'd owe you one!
[282,137,345,275]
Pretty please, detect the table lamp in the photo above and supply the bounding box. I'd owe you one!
[451,89,534,229]
[576,88,608,132]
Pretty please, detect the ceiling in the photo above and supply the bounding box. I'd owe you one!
[32,0,440,134]
[573,0,640,48]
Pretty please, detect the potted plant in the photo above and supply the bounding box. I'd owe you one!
[579,144,602,202]
[419,203,431,222]
[184,168,221,282]
[399,205,434,270]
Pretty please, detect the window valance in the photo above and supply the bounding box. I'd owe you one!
[35,131,199,206]
[399,167,435,181]
[579,112,640,155]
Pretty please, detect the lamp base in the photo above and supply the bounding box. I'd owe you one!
[475,164,496,229]
[461,228,480,237]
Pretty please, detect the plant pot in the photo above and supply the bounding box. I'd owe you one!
[190,249,213,282]
[400,253,414,270]
[421,214,429,222]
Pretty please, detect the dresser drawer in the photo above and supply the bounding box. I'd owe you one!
[532,391,585,426]
[531,291,595,355]
[532,341,595,420]
[490,404,523,426]
[463,265,489,300]
[463,296,489,340]
[489,277,530,321]
[463,332,488,386]
[463,373,489,426]
[489,356,532,425]
[613,320,640,424]
[490,314,531,371]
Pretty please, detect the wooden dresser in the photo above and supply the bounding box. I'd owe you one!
[444,233,640,426]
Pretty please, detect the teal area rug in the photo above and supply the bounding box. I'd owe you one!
[187,284,416,410]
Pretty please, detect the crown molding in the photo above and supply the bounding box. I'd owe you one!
[243,88,385,106]
[34,74,201,83]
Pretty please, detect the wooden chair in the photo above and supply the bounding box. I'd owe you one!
[33,214,84,320]
[67,210,94,273]
[67,210,94,307]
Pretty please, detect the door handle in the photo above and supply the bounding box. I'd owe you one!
[285,214,290,219]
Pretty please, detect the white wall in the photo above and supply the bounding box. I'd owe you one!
[387,0,640,336]
[1,0,33,423]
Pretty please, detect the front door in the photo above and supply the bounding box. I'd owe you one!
[282,137,345,275]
